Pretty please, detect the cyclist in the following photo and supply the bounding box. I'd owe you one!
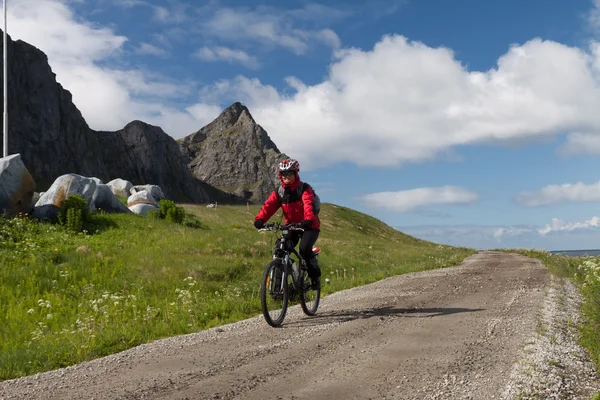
[254,158,321,289]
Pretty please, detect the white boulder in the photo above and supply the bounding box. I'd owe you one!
[130,184,165,201]
[127,190,159,215]
[128,203,158,216]
[107,178,133,199]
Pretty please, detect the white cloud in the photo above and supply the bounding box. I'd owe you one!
[10,0,126,63]
[360,186,478,212]
[185,104,223,125]
[493,227,533,239]
[136,42,168,57]
[285,3,351,22]
[558,132,600,156]
[538,216,600,235]
[203,8,341,54]
[111,0,191,23]
[6,0,210,136]
[313,29,342,49]
[187,33,600,169]
[587,0,600,35]
[194,46,259,69]
[199,76,282,108]
[516,181,600,206]
[151,3,192,24]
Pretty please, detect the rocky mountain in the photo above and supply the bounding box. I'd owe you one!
[178,103,286,203]
[0,31,245,204]
[95,121,212,203]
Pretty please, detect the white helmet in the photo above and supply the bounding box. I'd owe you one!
[278,158,300,173]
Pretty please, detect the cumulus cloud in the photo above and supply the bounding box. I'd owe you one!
[194,46,259,69]
[538,216,600,235]
[187,34,600,169]
[360,186,478,212]
[515,181,600,206]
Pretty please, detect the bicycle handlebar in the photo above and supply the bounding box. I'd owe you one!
[257,222,304,232]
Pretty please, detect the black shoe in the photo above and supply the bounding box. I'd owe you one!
[311,277,321,290]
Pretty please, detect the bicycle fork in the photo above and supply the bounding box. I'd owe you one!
[269,265,286,296]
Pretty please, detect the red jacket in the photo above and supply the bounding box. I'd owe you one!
[256,177,321,230]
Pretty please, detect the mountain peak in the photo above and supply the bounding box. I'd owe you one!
[216,102,256,128]
[178,102,285,203]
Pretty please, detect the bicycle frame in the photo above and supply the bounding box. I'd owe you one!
[262,223,310,296]
[272,226,307,295]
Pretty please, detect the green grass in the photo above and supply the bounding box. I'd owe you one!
[0,203,475,381]
[498,249,600,374]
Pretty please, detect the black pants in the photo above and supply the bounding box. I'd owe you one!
[287,230,321,281]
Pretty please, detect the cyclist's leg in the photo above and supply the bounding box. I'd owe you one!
[299,230,320,284]
[289,231,301,251]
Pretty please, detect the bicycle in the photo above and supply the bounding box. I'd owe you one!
[257,222,321,327]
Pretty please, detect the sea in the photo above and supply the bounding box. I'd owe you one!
[549,249,600,257]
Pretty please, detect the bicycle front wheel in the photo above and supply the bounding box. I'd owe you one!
[260,259,289,327]
[300,272,320,316]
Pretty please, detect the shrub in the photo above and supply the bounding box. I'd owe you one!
[58,195,89,233]
[153,199,189,226]
[165,206,185,224]
[65,207,83,233]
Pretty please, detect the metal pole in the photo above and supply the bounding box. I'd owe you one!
[2,0,7,158]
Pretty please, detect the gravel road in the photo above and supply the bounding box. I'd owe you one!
[1,251,599,399]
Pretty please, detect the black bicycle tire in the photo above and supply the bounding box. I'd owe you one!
[299,274,320,316]
[260,259,289,327]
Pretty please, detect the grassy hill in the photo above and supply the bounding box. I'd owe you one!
[0,202,476,380]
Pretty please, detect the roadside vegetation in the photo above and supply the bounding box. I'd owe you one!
[0,199,475,381]
[505,249,600,375]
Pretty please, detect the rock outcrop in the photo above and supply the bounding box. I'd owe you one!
[178,102,286,203]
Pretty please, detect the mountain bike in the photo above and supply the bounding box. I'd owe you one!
[257,222,321,327]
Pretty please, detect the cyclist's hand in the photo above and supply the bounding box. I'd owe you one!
[301,219,312,229]
[254,219,265,229]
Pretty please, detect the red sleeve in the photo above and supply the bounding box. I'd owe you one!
[302,186,315,221]
[256,191,281,222]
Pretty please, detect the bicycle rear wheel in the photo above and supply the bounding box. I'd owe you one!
[300,271,320,316]
[260,259,289,327]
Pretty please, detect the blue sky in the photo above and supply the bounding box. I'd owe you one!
[8,0,600,251]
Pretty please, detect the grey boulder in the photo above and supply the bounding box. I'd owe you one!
[0,153,36,217]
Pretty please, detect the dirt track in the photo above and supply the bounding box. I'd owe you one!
[1,251,599,399]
